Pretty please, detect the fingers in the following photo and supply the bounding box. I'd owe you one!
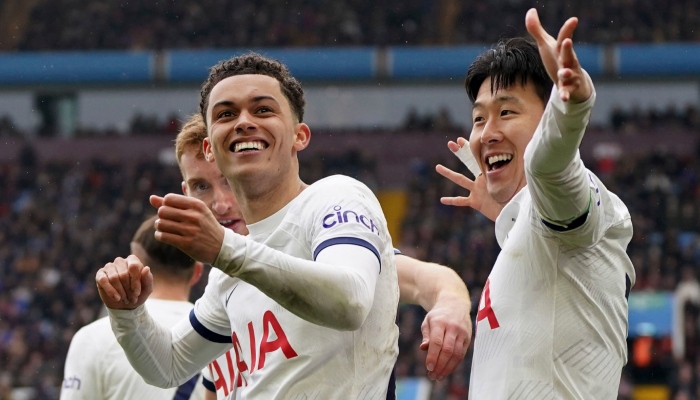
[151,193,205,211]
[104,260,129,302]
[447,141,460,153]
[126,255,143,302]
[456,137,468,148]
[556,17,579,52]
[525,8,550,45]
[140,266,154,300]
[154,229,187,248]
[437,334,468,378]
[149,195,164,209]
[440,196,472,208]
[96,266,125,302]
[559,38,579,70]
[421,319,445,379]
[432,330,460,379]
[436,165,474,191]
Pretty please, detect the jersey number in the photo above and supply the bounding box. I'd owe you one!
[476,279,500,330]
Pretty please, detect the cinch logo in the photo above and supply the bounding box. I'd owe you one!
[322,206,379,235]
[62,376,81,390]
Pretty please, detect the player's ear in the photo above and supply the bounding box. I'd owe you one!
[203,137,215,163]
[189,262,204,287]
[292,123,311,152]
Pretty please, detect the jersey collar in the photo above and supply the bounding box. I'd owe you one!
[247,201,293,237]
[494,187,528,248]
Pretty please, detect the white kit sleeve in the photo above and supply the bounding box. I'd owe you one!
[524,70,596,229]
[214,230,379,331]
[107,304,231,390]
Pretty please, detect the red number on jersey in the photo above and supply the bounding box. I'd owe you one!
[476,279,500,330]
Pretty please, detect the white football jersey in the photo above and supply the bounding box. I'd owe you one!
[201,349,241,400]
[61,299,206,400]
[191,175,400,399]
[469,172,635,399]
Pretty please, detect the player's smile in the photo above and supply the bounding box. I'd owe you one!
[484,152,513,172]
[231,139,268,153]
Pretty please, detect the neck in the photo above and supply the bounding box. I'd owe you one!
[150,280,191,302]
[236,177,307,224]
[232,164,307,224]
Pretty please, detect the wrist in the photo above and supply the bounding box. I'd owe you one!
[434,290,471,311]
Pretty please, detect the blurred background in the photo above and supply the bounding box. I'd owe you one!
[0,0,698,399]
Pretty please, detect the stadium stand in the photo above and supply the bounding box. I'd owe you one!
[12,0,700,51]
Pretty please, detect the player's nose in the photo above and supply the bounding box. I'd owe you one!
[211,187,232,215]
[234,110,257,133]
[480,120,504,144]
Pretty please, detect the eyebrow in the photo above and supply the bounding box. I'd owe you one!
[473,95,522,110]
[211,95,280,110]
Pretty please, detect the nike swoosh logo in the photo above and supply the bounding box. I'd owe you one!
[225,284,239,307]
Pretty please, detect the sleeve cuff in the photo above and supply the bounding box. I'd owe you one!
[202,377,216,392]
[550,69,596,115]
[212,228,247,276]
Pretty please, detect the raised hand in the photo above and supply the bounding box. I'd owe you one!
[150,193,225,264]
[96,255,153,310]
[525,8,592,104]
[436,138,501,221]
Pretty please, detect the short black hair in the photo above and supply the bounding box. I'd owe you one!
[465,37,552,105]
[132,215,196,281]
[199,52,305,125]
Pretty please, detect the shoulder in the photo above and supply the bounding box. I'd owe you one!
[68,317,112,354]
[303,175,380,209]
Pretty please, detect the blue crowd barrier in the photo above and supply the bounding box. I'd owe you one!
[0,51,152,84]
[0,44,697,85]
[617,44,700,76]
[168,47,375,82]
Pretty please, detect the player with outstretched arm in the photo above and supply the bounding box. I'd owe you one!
[437,9,635,399]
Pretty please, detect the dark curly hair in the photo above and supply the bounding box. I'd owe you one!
[199,52,306,125]
[465,37,552,106]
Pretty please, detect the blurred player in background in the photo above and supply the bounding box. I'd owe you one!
[61,215,205,400]
[97,53,403,399]
[437,9,635,399]
[174,114,472,398]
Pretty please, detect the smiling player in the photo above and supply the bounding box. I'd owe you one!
[437,9,635,399]
[98,53,404,399]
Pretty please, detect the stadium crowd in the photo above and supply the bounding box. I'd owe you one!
[0,126,699,398]
[15,0,700,51]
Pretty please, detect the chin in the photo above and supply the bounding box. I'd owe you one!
[488,185,517,205]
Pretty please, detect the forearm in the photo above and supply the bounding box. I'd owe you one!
[525,71,595,223]
[108,305,229,388]
[215,229,379,331]
[398,256,470,311]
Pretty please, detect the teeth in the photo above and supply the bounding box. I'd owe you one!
[219,220,233,226]
[234,141,266,152]
[488,154,513,165]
